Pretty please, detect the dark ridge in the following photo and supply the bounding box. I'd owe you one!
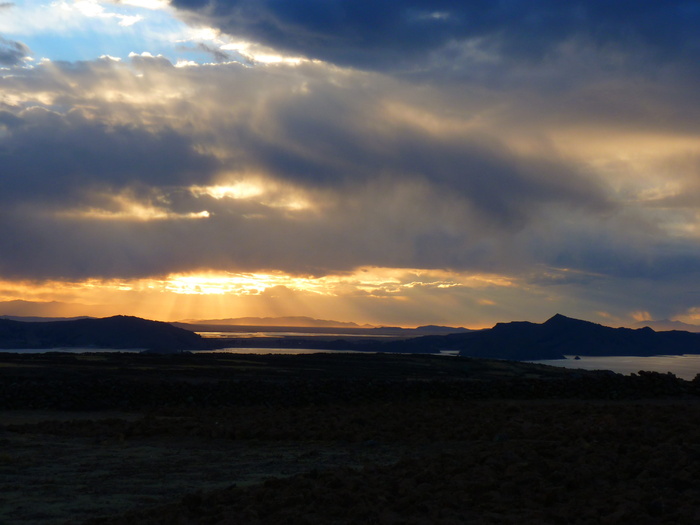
[632,319,700,333]
[368,314,700,360]
[0,315,93,322]
[463,314,700,359]
[0,315,207,352]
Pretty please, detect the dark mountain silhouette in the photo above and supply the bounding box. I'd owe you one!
[379,319,566,360]
[632,319,700,333]
[448,314,700,360]
[0,315,92,323]
[379,314,700,360]
[527,314,700,356]
[0,315,207,352]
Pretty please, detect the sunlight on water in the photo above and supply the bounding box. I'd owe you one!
[196,331,395,338]
[202,348,359,355]
[529,355,700,381]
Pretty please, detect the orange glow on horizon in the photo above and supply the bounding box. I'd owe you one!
[0,267,520,326]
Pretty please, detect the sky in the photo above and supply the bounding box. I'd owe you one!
[1,1,700,328]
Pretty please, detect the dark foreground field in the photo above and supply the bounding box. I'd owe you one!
[1,352,700,524]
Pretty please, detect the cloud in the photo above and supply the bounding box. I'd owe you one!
[219,80,612,228]
[0,105,219,206]
[194,42,232,62]
[0,37,30,66]
[1,32,700,325]
[169,1,700,72]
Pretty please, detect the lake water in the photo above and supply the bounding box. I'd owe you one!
[201,348,365,355]
[2,348,699,380]
[197,331,395,338]
[528,355,700,381]
[204,350,700,379]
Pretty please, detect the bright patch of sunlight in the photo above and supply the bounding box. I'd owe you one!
[164,272,329,295]
[162,267,517,297]
[190,178,315,211]
[192,181,265,200]
[220,41,307,65]
[58,200,209,221]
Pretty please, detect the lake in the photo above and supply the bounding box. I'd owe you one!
[202,348,361,355]
[2,348,699,380]
[528,354,700,381]
[204,349,700,379]
[196,331,396,338]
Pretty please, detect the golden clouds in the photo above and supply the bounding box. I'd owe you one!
[677,307,700,325]
[631,310,653,322]
[58,193,210,222]
[3,37,700,326]
[163,267,517,298]
[164,271,319,296]
[0,267,523,325]
[189,176,318,213]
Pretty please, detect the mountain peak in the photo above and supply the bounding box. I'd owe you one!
[542,314,602,330]
[544,313,576,325]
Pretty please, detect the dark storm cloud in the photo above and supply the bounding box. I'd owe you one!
[232,95,611,229]
[169,0,700,70]
[0,55,619,280]
[0,207,204,279]
[546,232,700,282]
[0,37,29,66]
[0,107,219,205]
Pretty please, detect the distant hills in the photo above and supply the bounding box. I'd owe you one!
[380,314,700,360]
[0,315,92,323]
[178,316,373,328]
[173,318,470,337]
[632,319,700,333]
[1,313,700,360]
[176,316,472,333]
[0,315,207,351]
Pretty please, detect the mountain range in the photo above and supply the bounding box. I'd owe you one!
[0,315,92,323]
[632,319,700,333]
[1,313,699,360]
[379,314,700,360]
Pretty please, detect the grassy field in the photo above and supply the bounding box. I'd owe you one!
[1,352,699,524]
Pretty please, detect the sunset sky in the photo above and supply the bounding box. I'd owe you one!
[1,1,699,328]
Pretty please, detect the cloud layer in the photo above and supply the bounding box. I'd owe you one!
[0,1,699,324]
[170,1,700,71]
[0,36,29,66]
